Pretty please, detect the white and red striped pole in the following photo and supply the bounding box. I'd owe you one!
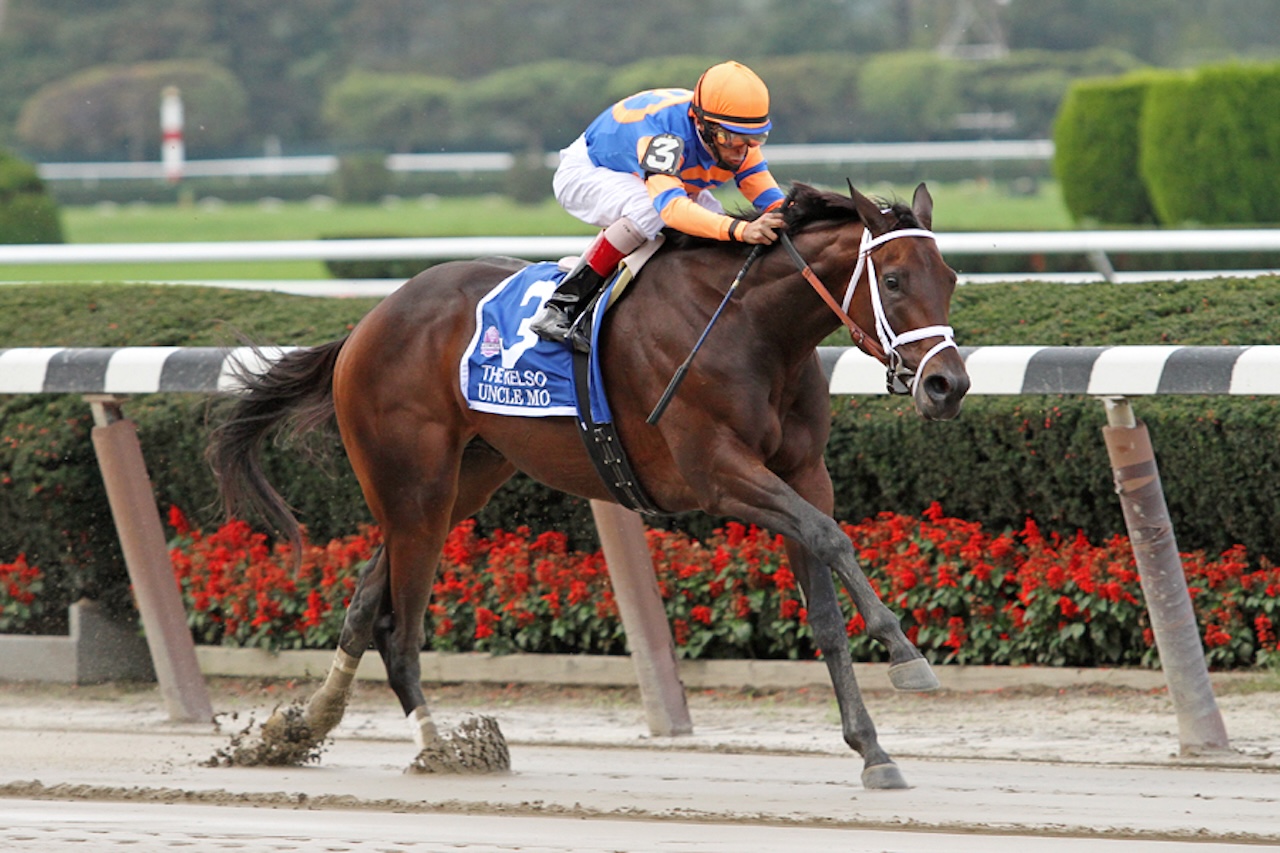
[160,86,184,184]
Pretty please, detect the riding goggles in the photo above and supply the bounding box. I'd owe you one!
[708,125,768,149]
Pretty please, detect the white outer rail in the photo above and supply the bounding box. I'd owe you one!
[37,140,1056,182]
[1,229,1279,268]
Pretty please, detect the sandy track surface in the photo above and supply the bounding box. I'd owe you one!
[0,674,1276,845]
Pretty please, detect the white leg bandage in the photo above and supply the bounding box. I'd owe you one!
[408,705,440,750]
[322,648,361,693]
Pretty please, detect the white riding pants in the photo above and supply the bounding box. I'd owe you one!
[553,135,725,240]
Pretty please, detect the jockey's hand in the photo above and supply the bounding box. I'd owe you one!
[741,211,785,245]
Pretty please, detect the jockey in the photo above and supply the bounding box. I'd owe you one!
[530,60,788,348]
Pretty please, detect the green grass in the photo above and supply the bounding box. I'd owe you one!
[0,181,1073,283]
[64,195,593,242]
[844,179,1073,232]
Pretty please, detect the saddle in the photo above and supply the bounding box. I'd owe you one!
[459,239,666,516]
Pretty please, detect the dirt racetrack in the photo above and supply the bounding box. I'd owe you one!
[0,673,1276,849]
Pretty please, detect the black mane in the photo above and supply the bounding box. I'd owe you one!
[662,181,919,252]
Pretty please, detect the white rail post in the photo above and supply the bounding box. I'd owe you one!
[160,86,184,185]
[1100,396,1230,755]
[86,395,212,723]
[590,500,693,736]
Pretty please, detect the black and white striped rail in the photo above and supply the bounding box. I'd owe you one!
[818,345,1280,396]
[3,345,1280,396]
[0,347,294,394]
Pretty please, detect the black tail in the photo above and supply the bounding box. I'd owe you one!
[207,339,346,552]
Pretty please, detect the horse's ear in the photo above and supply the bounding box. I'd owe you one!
[911,182,934,231]
[846,179,892,235]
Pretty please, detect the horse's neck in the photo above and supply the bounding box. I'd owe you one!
[760,225,864,354]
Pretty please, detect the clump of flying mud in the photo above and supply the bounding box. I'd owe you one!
[206,702,326,767]
[206,703,509,773]
[407,714,511,774]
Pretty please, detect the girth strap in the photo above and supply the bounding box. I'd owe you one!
[571,338,666,517]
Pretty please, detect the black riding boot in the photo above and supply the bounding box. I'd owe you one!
[531,218,647,348]
[529,260,606,346]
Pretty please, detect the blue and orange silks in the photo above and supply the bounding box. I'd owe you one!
[582,88,785,241]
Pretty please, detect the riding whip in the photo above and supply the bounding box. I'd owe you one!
[646,242,767,425]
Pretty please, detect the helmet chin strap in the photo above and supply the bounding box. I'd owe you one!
[695,119,737,170]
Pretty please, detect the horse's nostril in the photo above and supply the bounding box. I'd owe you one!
[924,374,952,401]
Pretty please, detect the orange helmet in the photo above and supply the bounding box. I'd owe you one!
[691,61,771,134]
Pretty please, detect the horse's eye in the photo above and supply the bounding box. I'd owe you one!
[883,273,901,291]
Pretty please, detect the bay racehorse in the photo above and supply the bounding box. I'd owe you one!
[209,181,970,787]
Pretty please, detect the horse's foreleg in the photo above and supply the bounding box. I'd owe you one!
[302,545,389,740]
[796,512,937,690]
[720,461,938,690]
[829,558,938,691]
[787,541,908,790]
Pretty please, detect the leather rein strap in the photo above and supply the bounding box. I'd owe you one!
[778,231,887,364]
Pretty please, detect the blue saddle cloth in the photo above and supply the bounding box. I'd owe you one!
[460,262,615,422]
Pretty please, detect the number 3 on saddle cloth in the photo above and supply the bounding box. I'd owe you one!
[460,259,665,515]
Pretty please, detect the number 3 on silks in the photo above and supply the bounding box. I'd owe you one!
[506,276,558,369]
[641,133,683,176]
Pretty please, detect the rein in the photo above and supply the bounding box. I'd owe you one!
[778,233,885,362]
[778,226,957,395]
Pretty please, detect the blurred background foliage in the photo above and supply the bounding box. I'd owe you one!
[2,0,1278,161]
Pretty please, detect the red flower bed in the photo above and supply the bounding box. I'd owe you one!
[152,503,1280,669]
[0,554,43,632]
[167,505,371,650]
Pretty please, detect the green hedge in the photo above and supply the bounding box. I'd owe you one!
[0,148,62,244]
[5,277,1280,631]
[1057,60,1280,227]
[1053,74,1161,225]
[1140,62,1280,226]
[828,394,1280,560]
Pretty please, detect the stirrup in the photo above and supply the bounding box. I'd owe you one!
[569,322,592,354]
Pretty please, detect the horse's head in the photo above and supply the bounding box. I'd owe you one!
[841,182,970,420]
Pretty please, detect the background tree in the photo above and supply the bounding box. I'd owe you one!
[600,56,724,106]
[952,47,1143,139]
[2,0,1278,157]
[0,0,220,145]
[207,0,353,148]
[754,54,862,144]
[15,59,248,161]
[323,71,456,153]
[1053,73,1162,225]
[856,51,960,141]
[1139,63,1280,225]
[462,60,610,153]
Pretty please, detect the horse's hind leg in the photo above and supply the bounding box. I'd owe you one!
[301,546,390,740]
[785,539,908,790]
[367,437,516,769]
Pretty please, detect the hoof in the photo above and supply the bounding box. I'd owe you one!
[407,714,511,775]
[888,657,940,692]
[303,686,350,739]
[861,762,910,790]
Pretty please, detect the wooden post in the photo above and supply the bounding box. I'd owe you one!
[86,395,213,723]
[590,500,693,736]
[1100,396,1230,755]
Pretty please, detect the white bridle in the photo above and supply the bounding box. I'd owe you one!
[840,226,958,395]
